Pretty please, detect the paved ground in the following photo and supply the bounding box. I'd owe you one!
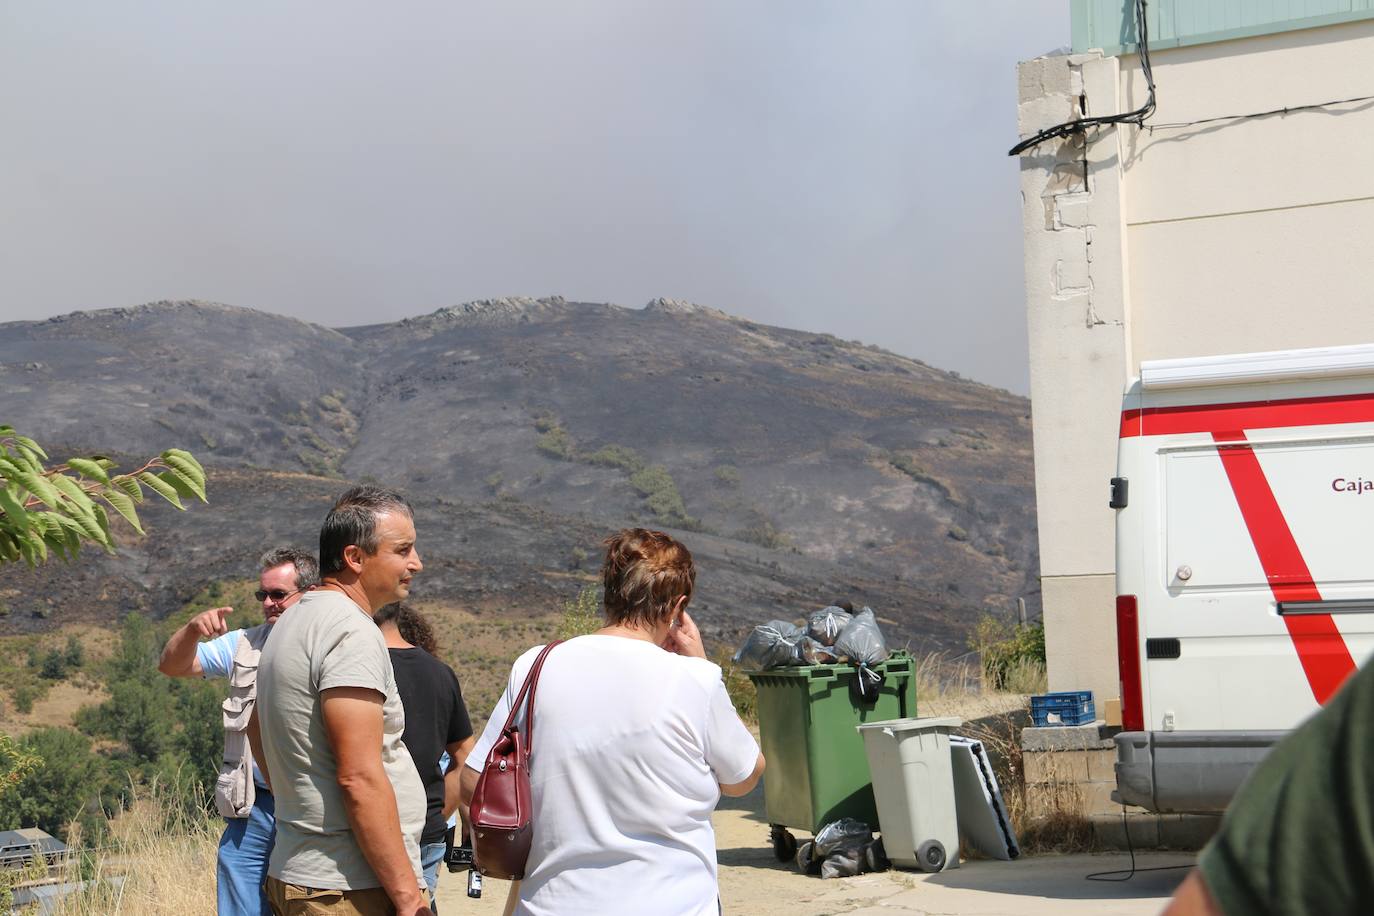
[437,783,1195,915]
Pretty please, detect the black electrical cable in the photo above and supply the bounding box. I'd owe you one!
[1145,93,1374,132]
[1084,804,1196,882]
[1008,0,1157,156]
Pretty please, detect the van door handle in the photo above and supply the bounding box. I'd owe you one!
[1278,599,1374,616]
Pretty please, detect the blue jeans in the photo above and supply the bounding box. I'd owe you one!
[421,840,447,911]
[217,789,275,916]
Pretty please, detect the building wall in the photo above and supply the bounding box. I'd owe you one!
[1018,20,1374,701]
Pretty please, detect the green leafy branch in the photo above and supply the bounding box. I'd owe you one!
[0,425,207,566]
[0,733,41,798]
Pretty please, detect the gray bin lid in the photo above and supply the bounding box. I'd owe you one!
[856,716,963,732]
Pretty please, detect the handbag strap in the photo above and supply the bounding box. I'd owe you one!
[499,640,562,757]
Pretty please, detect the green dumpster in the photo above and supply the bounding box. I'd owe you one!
[747,652,917,860]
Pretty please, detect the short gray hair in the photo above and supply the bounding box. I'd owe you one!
[259,546,320,590]
[319,485,414,577]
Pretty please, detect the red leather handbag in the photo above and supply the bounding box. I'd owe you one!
[469,640,561,880]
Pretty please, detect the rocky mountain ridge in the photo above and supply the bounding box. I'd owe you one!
[0,297,1038,652]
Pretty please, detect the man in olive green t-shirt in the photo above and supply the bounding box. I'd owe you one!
[252,485,430,916]
[1164,659,1374,915]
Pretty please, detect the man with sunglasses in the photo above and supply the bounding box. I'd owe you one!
[159,546,319,916]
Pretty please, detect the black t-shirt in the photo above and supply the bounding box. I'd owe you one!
[388,647,474,845]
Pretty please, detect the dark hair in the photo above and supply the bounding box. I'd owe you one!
[373,602,440,655]
[258,546,320,590]
[319,485,413,577]
[601,528,696,629]
[834,599,854,613]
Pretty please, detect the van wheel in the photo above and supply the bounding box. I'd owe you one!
[770,824,797,861]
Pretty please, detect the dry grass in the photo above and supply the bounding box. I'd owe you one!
[45,787,219,915]
[4,680,110,736]
[914,652,1094,855]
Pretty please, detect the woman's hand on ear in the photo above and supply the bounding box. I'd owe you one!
[664,610,706,659]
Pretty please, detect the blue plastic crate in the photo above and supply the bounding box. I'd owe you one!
[1030,691,1096,727]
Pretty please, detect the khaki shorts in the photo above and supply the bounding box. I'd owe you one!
[265,877,396,916]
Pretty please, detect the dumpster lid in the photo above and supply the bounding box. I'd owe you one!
[856,716,963,732]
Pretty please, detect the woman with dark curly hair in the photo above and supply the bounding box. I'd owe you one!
[374,602,473,911]
[394,604,440,656]
[462,528,765,916]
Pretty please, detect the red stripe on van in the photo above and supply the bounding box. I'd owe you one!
[1212,431,1356,704]
[1121,392,1374,438]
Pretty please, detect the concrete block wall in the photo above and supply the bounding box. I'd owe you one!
[1021,724,1220,850]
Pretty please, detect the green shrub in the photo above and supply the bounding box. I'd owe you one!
[713,466,741,488]
[736,520,791,550]
[536,426,575,460]
[64,635,85,669]
[888,452,953,500]
[713,649,757,725]
[968,615,1046,692]
[586,444,645,473]
[628,465,697,527]
[0,727,115,841]
[13,685,38,714]
[39,649,67,681]
[555,586,602,640]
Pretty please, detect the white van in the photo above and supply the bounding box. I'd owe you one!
[1111,343,1374,813]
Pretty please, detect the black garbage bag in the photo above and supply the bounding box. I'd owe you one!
[802,818,879,878]
[833,609,889,702]
[794,839,822,876]
[766,619,803,638]
[806,606,853,646]
[813,817,872,858]
[833,608,890,666]
[820,847,864,879]
[733,620,803,670]
[849,664,884,704]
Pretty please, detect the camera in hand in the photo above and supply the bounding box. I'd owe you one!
[443,825,481,898]
[445,842,473,872]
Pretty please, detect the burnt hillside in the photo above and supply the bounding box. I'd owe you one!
[0,297,1038,651]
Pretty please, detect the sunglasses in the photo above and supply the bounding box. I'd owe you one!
[255,588,302,604]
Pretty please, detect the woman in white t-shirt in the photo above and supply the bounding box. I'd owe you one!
[463,528,766,916]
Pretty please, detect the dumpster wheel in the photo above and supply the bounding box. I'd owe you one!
[769,824,797,862]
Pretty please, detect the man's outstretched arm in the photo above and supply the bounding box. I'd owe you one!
[321,686,430,916]
[158,606,233,677]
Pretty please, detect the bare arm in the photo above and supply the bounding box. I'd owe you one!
[719,753,766,797]
[157,606,232,677]
[442,735,476,821]
[459,764,480,810]
[245,706,271,793]
[321,686,430,916]
[1162,871,1225,916]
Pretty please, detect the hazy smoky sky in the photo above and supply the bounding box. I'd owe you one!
[1,2,1065,394]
